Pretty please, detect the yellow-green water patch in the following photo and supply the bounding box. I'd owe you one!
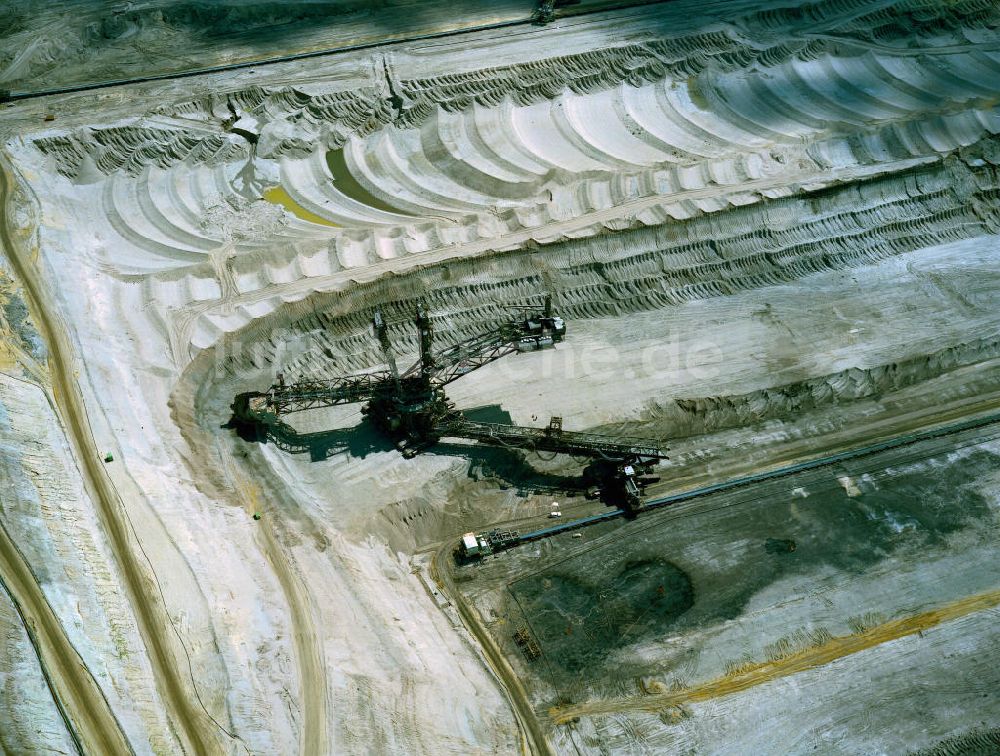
[262,186,340,227]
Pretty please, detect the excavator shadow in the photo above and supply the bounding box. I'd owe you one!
[432,404,588,496]
[228,298,665,511]
[227,403,588,495]
[428,442,588,497]
[226,415,395,462]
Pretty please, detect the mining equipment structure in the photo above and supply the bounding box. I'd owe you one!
[232,296,667,513]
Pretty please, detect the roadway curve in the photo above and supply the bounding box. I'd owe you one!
[430,550,552,756]
[0,156,225,753]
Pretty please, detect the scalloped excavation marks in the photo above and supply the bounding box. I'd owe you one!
[8,2,1000,755]
[26,35,1000,306]
[18,6,1000,364]
[204,155,1000,386]
[324,148,413,217]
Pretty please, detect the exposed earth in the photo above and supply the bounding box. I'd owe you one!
[1,1,999,753]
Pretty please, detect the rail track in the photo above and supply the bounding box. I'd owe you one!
[435,401,1000,750]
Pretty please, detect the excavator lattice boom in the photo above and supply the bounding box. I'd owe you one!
[231,296,664,510]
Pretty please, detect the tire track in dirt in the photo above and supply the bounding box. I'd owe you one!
[262,528,330,756]
[226,461,330,756]
[258,524,330,756]
[0,156,224,754]
[431,550,553,756]
[0,517,131,754]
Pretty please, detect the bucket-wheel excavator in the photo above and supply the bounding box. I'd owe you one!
[231,297,667,510]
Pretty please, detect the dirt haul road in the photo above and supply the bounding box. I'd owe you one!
[431,549,551,756]
[0,516,130,753]
[3,0,670,97]
[0,158,228,755]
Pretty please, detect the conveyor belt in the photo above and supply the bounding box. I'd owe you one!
[512,409,1000,546]
[442,418,665,461]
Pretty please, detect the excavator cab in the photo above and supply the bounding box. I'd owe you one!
[514,295,566,349]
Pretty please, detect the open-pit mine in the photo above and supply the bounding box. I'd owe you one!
[2,0,1000,753]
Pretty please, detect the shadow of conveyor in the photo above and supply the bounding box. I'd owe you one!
[225,414,396,462]
[429,404,588,496]
[427,442,587,497]
[225,403,587,495]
